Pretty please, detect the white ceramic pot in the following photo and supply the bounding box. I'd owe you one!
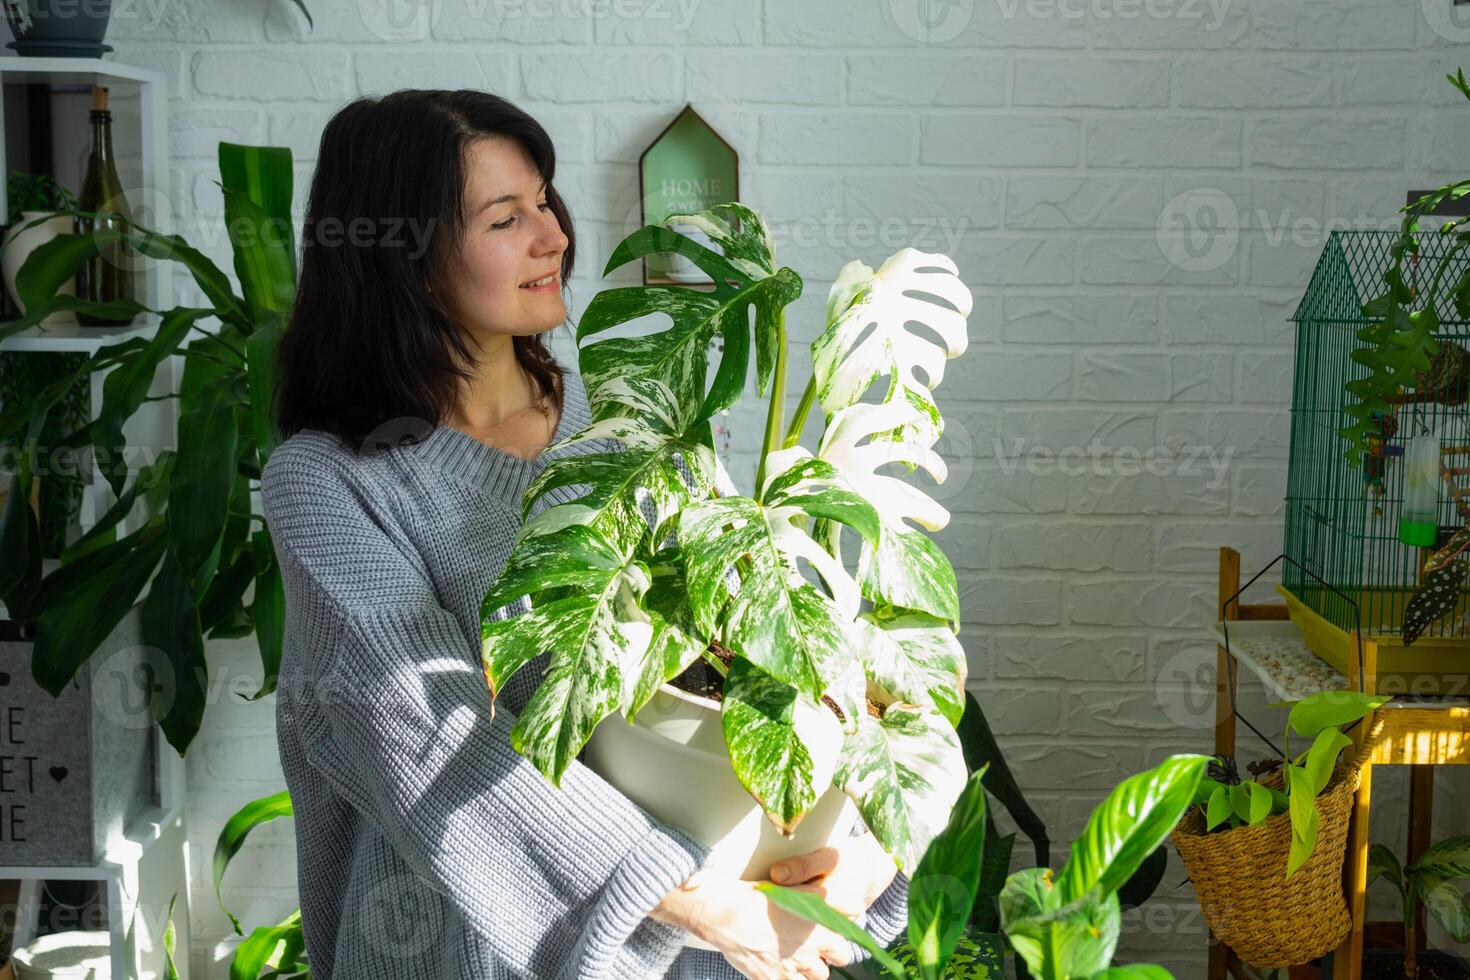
[12,930,110,979]
[3,212,77,327]
[583,682,859,879]
[584,683,860,949]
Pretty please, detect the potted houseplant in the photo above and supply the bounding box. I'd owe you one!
[479,203,976,879]
[1,171,78,327]
[1172,690,1388,968]
[1,0,114,57]
[0,142,295,756]
[1365,836,1470,980]
[763,754,1209,980]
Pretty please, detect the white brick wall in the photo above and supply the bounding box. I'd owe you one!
[76,0,1470,973]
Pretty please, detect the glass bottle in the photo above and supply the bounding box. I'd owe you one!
[74,85,137,328]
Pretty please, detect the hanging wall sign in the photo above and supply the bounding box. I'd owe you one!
[639,104,740,287]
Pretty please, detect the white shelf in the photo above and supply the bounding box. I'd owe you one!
[0,56,166,88]
[1208,620,1347,702]
[0,313,159,352]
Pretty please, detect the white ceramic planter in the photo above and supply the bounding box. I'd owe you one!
[583,682,860,949]
[3,212,77,327]
[583,682,859,880]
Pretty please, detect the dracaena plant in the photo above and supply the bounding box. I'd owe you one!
[1190,690,1387,877]
[0,142,295,755]
[760,755,1208,980]
[480,203,975,872]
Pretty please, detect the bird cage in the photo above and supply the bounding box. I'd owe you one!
[1282,230,1470,691]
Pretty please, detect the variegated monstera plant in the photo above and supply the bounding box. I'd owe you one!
[480,203,974,873]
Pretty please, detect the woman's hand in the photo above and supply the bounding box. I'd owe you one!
[770,832,899,918]
[652,868,852,980]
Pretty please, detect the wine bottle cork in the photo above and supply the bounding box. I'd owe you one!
[92,85,108,112]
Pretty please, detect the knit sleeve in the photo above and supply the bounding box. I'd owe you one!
[852,872,909,963]
[262,443,708,979]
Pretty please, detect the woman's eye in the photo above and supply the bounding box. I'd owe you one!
[492,203,551,230]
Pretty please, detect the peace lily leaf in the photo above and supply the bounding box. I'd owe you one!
[756,883,908,980]
[1286,764,1320,878]
[1302,729,1351,795]
[1416,834,1470,880]
[908,768,987,980]
[481,525,654,785]
[1094,966,1174,979]
[679,494,857,698]
[229,910,305,980]
[1415,873,1470,943]
[1285,690,1390,739]
[1055,754,1207,905]
[852,607,966,726]
[834,701,967,875]
[812,248,973,422]
[1000,869,1121,980]
[721,658,837,835]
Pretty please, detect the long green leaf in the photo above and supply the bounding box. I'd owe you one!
[1054,755,1207,905]
[214,790,294,936]
[1285,691,1390,739]
[141,544,209,755]
[30,519,168,695]
[908,768,988,980]
[168,375,242,594]
[230,911,305,980]
[756,883,908,980]
[247,528,285,701]
[1285,764,1321,878]
[958,690,1049,866]
[1414,835,1470,880]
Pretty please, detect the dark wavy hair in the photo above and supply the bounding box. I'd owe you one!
[274,89,574,452]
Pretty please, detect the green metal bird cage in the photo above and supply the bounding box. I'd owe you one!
[1283,229,1470,691]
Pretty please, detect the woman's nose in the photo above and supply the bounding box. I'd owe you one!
[535,208,569,255]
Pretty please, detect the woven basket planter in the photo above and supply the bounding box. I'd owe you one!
[1172,717,1382,969]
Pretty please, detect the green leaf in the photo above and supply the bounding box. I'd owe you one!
[1001,869,1121,980]
[1302,729,1352,795]
[1247,781,1273,825]
[958,691,1049,866]
[62,451,174,564]
[624,559,706,720]
[213,790,294,936]
[246,311,285,469]
[218,143,296,319]
[835,701,967,875]
[229,911,305,980]
[141,544,209,755]
[168,375,243,595]
[247,528,285,701]
[1229,783,1253,825]
[1285,764,1320,878]
[1055,755,1208,905]
[91,307,215,496]
[908,769,987,980]
[162,893,181,980]
[1413,835,1470,880]
[721,658,827,836]
[679,494,857,699]
[30,519,169,696]
[1367,844,1405,904]
[757,882,908,980]
[760,451,882,547]
[1415,874,1470,943]
[1093,966,1174,979]
[859,520,961,623]
[1286,690,1391,739]
[1205,784,1232,830]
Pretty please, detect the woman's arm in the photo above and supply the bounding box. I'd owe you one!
[263,442,708,979]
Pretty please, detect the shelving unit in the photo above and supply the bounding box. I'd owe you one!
[0,56,188,979]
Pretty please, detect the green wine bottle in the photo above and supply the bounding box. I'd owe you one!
[74,85,137,328]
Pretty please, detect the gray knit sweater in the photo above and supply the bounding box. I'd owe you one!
[261,368,909,979]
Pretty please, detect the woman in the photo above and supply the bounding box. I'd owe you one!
[261,89,908,980]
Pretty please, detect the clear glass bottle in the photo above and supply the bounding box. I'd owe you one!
[73,85,137,328]
[1399,432,1441,547]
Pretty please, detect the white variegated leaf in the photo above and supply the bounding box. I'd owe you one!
[818,399,950,533]
[835,701,967,875]
[480,525,654,785]
[679,495,858,698]
[853,608,966,726]
[858,520,961,623]
[812,248,972,420]
[625,559,708,719]
[722,658,844,834]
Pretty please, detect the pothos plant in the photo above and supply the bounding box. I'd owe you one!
[479,202,975,872]
[762,755,1208,980]
[1190,690,1386,877]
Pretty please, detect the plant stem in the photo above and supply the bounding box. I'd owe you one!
[783,375,817,449]
[754,311,788,495]
[700,647,728,677]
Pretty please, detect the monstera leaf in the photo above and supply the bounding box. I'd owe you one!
[813,248,973,445]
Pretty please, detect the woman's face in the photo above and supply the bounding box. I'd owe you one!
[439,135,570,343]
